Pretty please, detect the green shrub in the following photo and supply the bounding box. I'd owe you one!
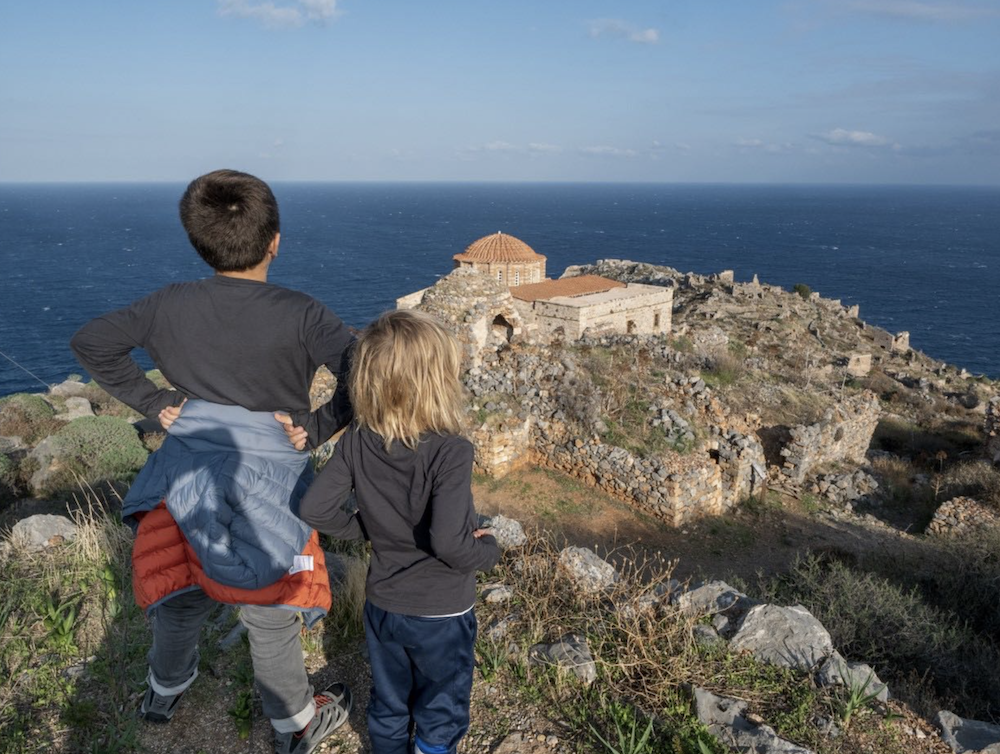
[0,393,58,445]
[792,283,812,300]
[0,453,19,502]
[752,554,1000,722]
[38,416,148,494]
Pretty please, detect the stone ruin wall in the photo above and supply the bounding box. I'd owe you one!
[473,416,766,528]
[780,392,882,483]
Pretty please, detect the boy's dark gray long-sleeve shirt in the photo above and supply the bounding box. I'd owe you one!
[70,275,353,447]
[299,425,500,616]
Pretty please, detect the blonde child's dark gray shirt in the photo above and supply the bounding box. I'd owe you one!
[299,424,500,617]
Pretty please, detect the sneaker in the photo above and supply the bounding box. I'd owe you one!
[139,685,184,723]
[274,683,353,754]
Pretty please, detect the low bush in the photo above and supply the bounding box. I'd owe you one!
[0,453,19,503]
[792,283,812,300]
[0,393,58,445]
[36,416,148,495]
[752,554,1000,722]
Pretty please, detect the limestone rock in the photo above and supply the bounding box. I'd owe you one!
[529,633,597,685]
[10,513,78,551]
[558,546,618,593]
[484,613,519,642]
[485,514,527,549]
[816,652,889,702]
[675,580,755,622]
[693,687,815,754]
[937,710,1000,753]
[53,397,95,422]
[730,604,833,671]
[49,379,90,398]
[481,583,514,604]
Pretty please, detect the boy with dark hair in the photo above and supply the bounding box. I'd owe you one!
[71,169,354,754]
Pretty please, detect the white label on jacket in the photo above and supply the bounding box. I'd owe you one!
[289,555,314,575]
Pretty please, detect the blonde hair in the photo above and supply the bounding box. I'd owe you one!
[349,310,466,450]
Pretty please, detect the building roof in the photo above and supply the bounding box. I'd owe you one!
[509,274,626,302]
[453,232,546,264]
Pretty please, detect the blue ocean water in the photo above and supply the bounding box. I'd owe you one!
[1,182,998,396]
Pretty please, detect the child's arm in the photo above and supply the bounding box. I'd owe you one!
[70,292,183,420]
[428,440,500,573]
[290,302,356,449]
[298,430,365,541]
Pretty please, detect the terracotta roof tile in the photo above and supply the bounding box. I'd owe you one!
[509,275,626,302]
[453,232,545,264]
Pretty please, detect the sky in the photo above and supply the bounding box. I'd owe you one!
[1,0,999,184]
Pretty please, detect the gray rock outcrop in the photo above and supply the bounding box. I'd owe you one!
[10,513,79,551]
[528,633,597,685]
[816,651,889,702]
[558,546,618,593]
[730,604,833,671]
[937,710,1000,754]
[694,687,815,754]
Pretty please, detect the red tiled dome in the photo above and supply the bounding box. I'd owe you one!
[453,232,545,264]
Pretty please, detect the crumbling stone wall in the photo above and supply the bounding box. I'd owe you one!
[402,268,527,369]
[471,418,532,477]
[780,392,881,483]
[527,420,765,527]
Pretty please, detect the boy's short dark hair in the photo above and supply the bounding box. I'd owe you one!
[179,169,280,272]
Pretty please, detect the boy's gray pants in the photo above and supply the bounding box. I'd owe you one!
[146,588,316,733]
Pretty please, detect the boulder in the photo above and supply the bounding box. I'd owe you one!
[816,652,889,702]
[937,711,1000,754]
[528,633,596,685]
[693,687,815,754]
[53,397,95,422]
[481,584,514,604]
[558,546,618,593]
[49,379,90,398]
[485,514,527,549]
[10,513,78,551]
[730,604,833,671]
[675,580,756,626]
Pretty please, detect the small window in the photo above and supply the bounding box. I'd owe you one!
[653,312,661,328]
[497,269,503,283]
[514,270,520,286]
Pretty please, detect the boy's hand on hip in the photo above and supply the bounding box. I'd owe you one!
[158,399,186,431]
[274,412,308,451]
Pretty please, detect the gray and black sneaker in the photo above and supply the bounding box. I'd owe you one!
[274,683,352,754]
[139,685,185,723]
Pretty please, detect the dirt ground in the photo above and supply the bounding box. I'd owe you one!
[471,467,936,586]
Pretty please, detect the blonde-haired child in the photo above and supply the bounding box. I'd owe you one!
[299,309,499,754]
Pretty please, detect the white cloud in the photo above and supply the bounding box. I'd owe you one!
[814,128,897,147]
[483,141,518,153]
[527,142,562,153]
[580,145,638,158]
[217,0,340,29]
[735,138,796,154]
[844,0,1000,22]
[588,19,660,44]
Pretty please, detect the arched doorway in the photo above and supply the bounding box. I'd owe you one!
[492,314,514,342]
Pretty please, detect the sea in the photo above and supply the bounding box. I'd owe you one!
[1,182,998,397]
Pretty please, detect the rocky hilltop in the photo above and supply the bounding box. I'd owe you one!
[1,261,1000,754]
